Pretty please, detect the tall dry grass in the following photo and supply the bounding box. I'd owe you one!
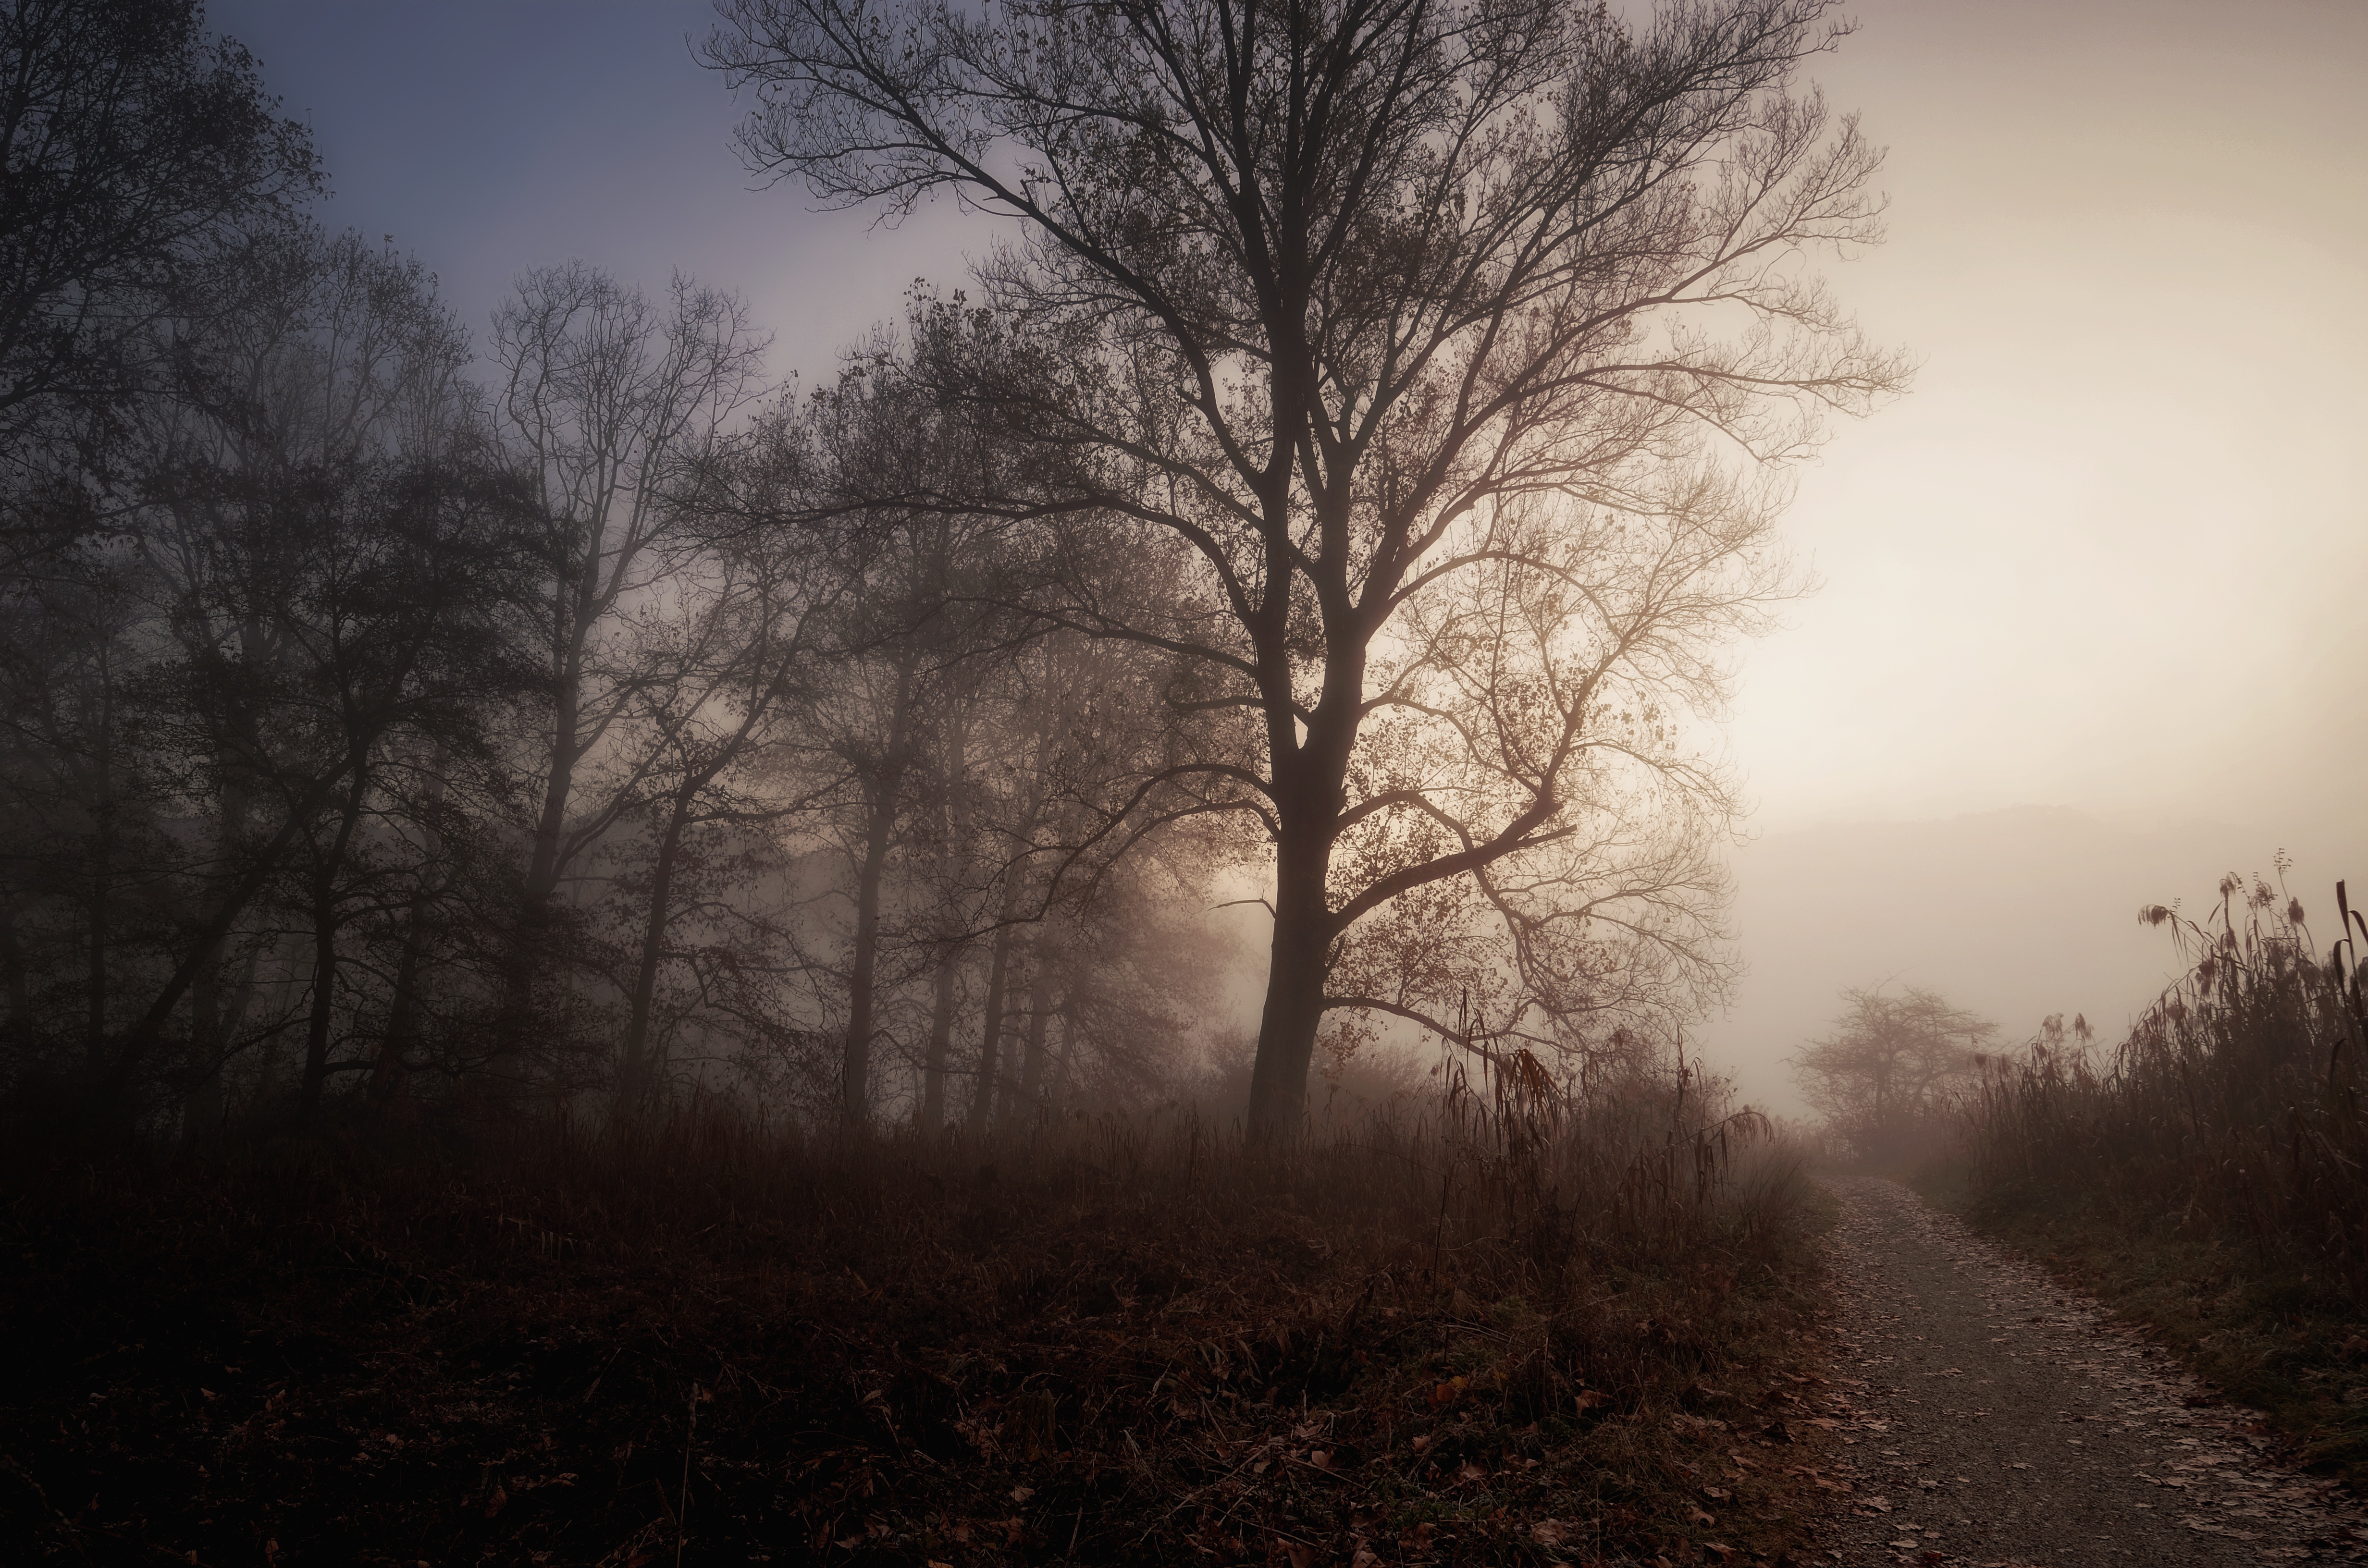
[375,1047,1805,1303]
[3,1054,1829,1565]
[1960,871,2368,1303]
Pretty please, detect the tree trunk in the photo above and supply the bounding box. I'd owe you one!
[1052,996,1078,1110]
[1015,980,1053,1127]
[297,758,370,1124]
[1245,822,1336,1140]
[494,646,582,1061]
[841,661,917,1129]
[0,902,26,1025]
[372,883,436,1117]
[84,819,109,1063]
[918,937,960,1132]
[622,790,695,1110]
[841,789,897,1128]
[109,760,357,1094]
[371,759,447,1117]
[968,919,1015,1136]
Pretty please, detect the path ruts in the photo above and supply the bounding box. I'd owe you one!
[1811,1176,2366,1566]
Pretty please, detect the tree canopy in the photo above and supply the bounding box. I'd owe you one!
[708,0,1909,1131]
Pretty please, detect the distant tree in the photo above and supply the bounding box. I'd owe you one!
[709,0,1909,1135]
[0,0,317,482]
[97,228,520,1115]
[487,264,769,1065]
[1791,985,1995,1163]
[604,494,840,1110]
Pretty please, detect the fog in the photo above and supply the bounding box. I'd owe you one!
[185,0,2368,1113]
[0,0,2350,1136]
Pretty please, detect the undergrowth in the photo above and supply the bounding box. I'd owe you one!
[0,1078,1838,1566]
[1937,869,2368,1482]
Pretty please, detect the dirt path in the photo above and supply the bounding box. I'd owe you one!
[1812,1176,2367,1567]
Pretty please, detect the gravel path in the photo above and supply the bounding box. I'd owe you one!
[1810,1176,2368,1567]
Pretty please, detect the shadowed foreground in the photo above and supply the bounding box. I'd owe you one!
[1,1104,1832,1565]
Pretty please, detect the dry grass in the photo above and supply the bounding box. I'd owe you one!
[0,1072,1838,1565]
[1941,870,2368,1479]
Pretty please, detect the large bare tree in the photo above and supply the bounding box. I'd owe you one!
[709,0,1907,1133]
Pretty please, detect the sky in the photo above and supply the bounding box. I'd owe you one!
[205,0,2368,1112]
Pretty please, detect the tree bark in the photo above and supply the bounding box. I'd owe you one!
[621,790,694,1109]
[918,937,960,1132]
[1015,980,1052,1127]
[1245,779,1344,1140]
[968,918,1015,1136]
[297,757,370,1124]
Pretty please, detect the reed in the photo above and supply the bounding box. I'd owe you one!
[1959,871,2368,1303]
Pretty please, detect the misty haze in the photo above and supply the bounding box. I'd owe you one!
[2,1,2362,1564]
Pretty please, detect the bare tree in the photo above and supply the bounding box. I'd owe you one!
[607,505,839,1108]
[1791,985,1996,1163]
[488,264,768,1063]
[0,0,316,482]
[100,230,508,1110]
[709,0,1908,1133]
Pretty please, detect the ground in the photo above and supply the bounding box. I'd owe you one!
[1807,1176,2368,1567]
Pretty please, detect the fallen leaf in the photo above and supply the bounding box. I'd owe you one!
[1011,1484,1035,1504]
[1281,1540,1314,1568]
[1685,1504,1714,1526]
[1530,1519,1570,1547]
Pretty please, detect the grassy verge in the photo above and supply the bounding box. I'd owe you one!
[1912,1167,2368,1483]
[1,1103,1839,1566]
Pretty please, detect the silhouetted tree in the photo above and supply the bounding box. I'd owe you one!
[708,0,1908,1134]
[0,0,316,489]
[1792,985,1995,1163]
[488,264,768,1068]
